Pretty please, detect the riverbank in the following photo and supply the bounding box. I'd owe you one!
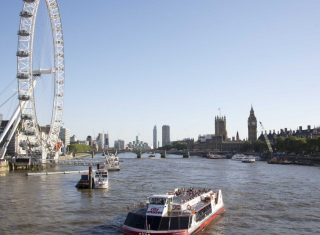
[58,153,91,161]
[268,155,320,166]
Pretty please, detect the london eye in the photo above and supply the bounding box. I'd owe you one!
[0,0,65,162]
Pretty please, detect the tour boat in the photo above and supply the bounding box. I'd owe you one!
[76,165,109,189]
[122,187,225,235]
[106,152,120,171]
[241,156,256,163]
[206,153,225,159]
[231,153,246,161]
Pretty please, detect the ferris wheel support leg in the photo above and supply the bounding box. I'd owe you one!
[0,116,21,159]
[0,105,21,145]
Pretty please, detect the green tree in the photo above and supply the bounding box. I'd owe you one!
[68,144,92,153]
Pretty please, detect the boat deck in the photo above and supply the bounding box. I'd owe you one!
[173,188,211,204]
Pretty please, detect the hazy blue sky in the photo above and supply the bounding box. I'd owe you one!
[1,0,320,146]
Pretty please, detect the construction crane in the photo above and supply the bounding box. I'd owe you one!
[259,121,273,156]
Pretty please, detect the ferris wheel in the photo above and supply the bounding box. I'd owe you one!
[16,0,65,160]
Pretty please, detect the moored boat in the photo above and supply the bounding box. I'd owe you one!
[76,165,109,189]
[122,187,225,235]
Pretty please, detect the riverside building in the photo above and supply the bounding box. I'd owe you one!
[59,127,70,154]
[162,125,170,147]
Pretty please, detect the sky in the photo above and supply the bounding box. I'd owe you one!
[1,0,320,147]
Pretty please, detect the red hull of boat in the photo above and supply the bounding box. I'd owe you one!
[122,207,225,235]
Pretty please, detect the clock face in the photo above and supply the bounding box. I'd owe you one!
[251,121,256,125]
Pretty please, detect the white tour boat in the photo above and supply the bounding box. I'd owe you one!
[106,152,120,171]
[122,187,225,235]
[241,156,256,163]
[76,165,109,189]
[206,153,225,159]
[231,153,246,161]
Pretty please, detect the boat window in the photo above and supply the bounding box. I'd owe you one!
[124,212,145,229]
[158,217,170,230]
[149,197,166,205]
[195,204,212,222]
[169,216,190,230]
[81,175,89,180]
[146,216,161,230]
[125,213,191,230]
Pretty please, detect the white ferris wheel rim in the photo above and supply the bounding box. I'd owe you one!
[17,0,64,157]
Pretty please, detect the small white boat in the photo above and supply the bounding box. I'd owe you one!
[207,153,225,159]
[231,154,246,161]
[76,165,109,189]
[106,152,120,171]
[93,166,109,189]
[242,156,256,163]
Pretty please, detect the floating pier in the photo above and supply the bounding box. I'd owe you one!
[26,170,87,176]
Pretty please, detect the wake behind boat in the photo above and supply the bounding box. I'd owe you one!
[122,187,225,235]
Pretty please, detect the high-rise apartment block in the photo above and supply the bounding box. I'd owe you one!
[162,125,170,146]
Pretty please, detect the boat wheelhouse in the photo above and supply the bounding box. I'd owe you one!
[122,187,224,235]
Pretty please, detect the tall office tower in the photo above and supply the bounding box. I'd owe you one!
[162,125,170,146]
[59,127,70,147]
[114,139,125,150]
[97,133,104,151]
[215,116,227,141]
[153,125,157,149]
[248,106,257,143]
[104,133,109,148]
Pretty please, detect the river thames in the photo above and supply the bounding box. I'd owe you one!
[0,153,319,235]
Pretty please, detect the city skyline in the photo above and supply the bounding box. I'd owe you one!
[1,1,320,146]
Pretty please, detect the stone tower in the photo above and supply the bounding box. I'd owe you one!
[248,106,257,143]
[215,116,227,141]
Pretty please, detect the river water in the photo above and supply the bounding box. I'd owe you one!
[0,153,319,235]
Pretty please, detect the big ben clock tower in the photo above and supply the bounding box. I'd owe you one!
[248,106,257,143]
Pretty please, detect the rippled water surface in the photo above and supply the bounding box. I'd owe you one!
[0,153,320,235]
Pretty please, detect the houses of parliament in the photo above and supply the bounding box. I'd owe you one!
[195,106,257,152]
